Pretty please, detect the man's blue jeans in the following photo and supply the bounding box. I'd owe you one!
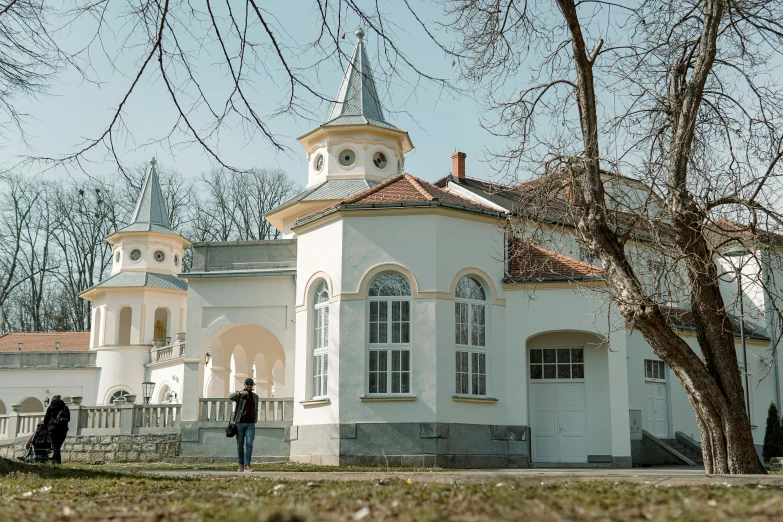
[236,423,256,466]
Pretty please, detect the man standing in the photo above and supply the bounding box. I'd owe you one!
[229,378,259,472]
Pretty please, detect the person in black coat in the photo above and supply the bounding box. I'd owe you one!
[42,396,70,464]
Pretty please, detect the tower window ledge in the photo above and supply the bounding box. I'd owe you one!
[300,398,330,407]
[359,396,417,402]
[452,395,499,404]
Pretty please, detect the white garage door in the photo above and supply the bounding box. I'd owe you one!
[530,348,588,463]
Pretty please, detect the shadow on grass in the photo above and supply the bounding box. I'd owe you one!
[0,457,192,481]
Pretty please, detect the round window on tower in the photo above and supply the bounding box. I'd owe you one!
[338,149,356,167]
[154,250,166,263]
[129,249,141,262]
[115,251,120,263]
[314,154,324,172]
[174,254,179,267]
[373,151,388,170]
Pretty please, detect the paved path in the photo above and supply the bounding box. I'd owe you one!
[131,467,783,487]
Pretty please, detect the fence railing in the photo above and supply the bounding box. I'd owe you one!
[0,412,45,440]
[81,406,122,430]
[199,397,293,422]
[151,342,185,363]
[135,405,181,428]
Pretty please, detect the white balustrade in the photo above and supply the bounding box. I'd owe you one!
[18,413,45,437]
[198,397,293,422]
[0,415,9,440]
[151,343,185,363]
[81,406,122,430]
[135,404,181,428]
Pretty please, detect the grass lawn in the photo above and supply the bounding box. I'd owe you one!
[2,459,783,521]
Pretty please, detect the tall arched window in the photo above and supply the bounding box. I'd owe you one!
[312,281,329,398]
[455,276,487,396]
[368,273,412,394]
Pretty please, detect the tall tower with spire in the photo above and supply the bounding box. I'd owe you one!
[80,158,190,404]
[297,28,414,188]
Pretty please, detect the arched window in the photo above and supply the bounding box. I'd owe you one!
[109,390,131,404]
[118,306,132,345]
[455,276,487,396]
[312,281,329,398]
[368,273,412,394]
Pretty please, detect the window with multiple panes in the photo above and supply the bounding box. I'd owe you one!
[312,281,329,398]
[455,276,488,395]
[529,348,584,379]
[368,273,411,394]
[644,359,665,381]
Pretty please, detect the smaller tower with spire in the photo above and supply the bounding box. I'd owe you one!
[297,28,414,188]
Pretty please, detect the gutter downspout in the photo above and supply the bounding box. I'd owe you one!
[762,249,781,411]
[737,267,751,416]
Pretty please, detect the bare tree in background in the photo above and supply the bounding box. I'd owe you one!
[0,173,37,325]
[50,180,120,332]
[442,0,783,473]
[190,168,299,242]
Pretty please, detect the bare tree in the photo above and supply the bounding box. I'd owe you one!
[0,173,37,327]
[50,180,120,332]
[188,168,299,242]
[442,0,783,473]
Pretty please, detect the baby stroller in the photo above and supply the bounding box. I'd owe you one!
[19,423,53,464]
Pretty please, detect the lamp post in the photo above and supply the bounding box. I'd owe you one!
[142,381,155,405]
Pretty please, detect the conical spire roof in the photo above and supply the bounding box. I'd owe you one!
[116,157,177,235]
[323,28,397,130]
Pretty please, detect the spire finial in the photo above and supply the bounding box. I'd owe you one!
[150,156,157,167]
[355,27,365,41]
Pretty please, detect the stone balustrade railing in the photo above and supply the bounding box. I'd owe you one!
[0,400,182,441]
[135,405,181,428]
[199,397,293,423]
[150,342,185,363]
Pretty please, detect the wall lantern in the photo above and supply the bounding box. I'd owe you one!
[205,348,211,365]
[142,382,156,405]
[44,396,50,408]
[55,342,60,350]
[17,342,22,351]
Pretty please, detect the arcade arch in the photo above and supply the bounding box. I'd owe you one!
[0,399,6,415]
[118,306,133,345]
[200,323,286,399]
[20,397,44,413]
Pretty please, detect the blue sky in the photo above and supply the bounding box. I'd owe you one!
[0,1,510,189]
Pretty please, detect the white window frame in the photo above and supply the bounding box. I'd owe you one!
[367,273,412,396]
[455,276,488,397]
[312,281,329,399]
[529,347,585,381]
[644,359,666,382]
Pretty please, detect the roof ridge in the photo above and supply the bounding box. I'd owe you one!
[341,174,405,205]
[404,174,436,201]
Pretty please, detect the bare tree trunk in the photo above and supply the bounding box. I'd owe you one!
[553,0,764,473]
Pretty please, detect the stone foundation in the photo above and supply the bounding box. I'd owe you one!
[0,433,179,464]
[290,422,530,468]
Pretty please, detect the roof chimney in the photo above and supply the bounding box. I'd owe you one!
[451,152,467,180]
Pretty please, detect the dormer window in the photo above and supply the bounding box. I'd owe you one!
[129,249,141,262]
[314,154,324,172]
[154,250,166,263]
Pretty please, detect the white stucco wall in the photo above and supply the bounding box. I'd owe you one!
[0,369,100,408]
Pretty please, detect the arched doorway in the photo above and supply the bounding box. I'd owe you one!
[118,306,133,345]
[154,307,170,341]
[200,323,286,399]
[20,397,44,413]
[527,330,608,464]
[0,399,6,415]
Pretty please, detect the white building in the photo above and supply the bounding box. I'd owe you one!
[1,28,780,467]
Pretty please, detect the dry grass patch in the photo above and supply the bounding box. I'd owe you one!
[2,459,783,521]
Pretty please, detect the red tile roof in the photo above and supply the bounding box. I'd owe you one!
[507,239,604,281]
[0,332,91,352]
[295,174,502,227]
